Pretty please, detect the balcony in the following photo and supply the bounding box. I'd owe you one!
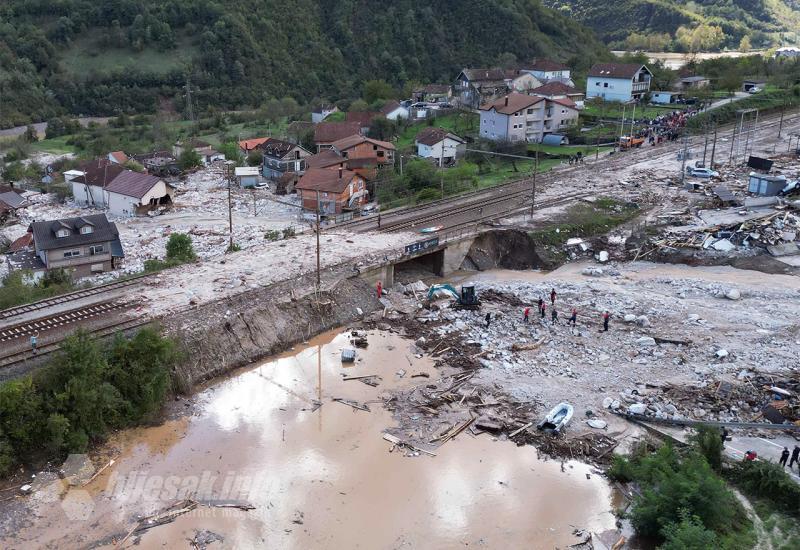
[632,81,650,93]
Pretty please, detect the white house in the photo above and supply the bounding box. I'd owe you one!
[775,47,800,59]
[479,92,579,143]
[67,160,125,209]
[415,127,466,166]
[235,166,261,188]
[651,91,682,105]
[525,59,572,83]
[586,63,652,102]
[312,104,338,123]
[381,100,409,121]
[103,171,175,217]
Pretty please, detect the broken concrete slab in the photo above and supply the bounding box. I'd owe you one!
[767,242,800,257]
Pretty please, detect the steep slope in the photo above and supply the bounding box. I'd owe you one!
[0,0,608,128]
[546,0,800,49]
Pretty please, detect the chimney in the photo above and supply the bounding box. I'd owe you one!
[504,96,509,107]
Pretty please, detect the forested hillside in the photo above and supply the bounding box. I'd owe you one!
[546,0,800,51]
[0,0,608,128]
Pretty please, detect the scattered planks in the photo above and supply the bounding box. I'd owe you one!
[332,397,370,412]
[651,335,692,346]
[508,422,533,438]
[511,338,546,352]
[430,417,475,446]
[382,433,436,457]
[116,499,255,548]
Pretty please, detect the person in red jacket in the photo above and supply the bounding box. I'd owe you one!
[376,281,382,299]
[550,288,557,305]
[602,311,610,332]
[523,307,530,323]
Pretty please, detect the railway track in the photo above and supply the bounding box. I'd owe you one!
[0,317,150,369]
[0,301,127,344]
[0,273,149,321]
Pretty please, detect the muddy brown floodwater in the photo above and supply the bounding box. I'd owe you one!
[3,330,618,549]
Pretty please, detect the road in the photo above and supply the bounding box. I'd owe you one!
[0,117,112,138]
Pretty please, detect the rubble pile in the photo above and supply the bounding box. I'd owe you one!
[373,263,800,459]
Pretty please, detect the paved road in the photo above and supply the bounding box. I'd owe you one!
[0,117,111,138]
[708,92,750,111]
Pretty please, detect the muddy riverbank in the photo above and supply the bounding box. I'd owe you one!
[0,330,620,549]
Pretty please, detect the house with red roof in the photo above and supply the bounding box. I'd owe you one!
[479,92,579,143]
[531,81,586,109]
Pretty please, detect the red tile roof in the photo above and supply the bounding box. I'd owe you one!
[479,92,544,115]
[109,151,128,164]
[76,159,125,188]
[380,100,402,116]
[296,168,359,194]
[8,232,33,253]
[331,135,395,152]
[314,122,362,144]
[239,137,270,151]
[306,149,346,170]
[345,111,379,127]
[548,97,578,109]
[531,81,580,96]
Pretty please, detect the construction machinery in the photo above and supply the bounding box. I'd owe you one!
[619,135,645,149]
[427,284,481,310]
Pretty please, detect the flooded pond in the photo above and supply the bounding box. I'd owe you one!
[3,330,618,549]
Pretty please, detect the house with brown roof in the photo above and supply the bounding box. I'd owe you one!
[345,111,380,134]
[10,214,125,279]
[103,171,174,217]
[67,159,125,208]
[531,81,586,109]
[295,168,367,215]
[313,122,363,152]
[587,63,652,102]
[454,68,510,110]
[331,135,395,165]
[479,92,579,143]
[415,127,466,166]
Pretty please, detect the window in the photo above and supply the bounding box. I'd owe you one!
[377,151,384,158]
[89,245,104,255]
[603,83,609,88]
[80,226,93,235]
[527,109,534,115]
[63,250,80,258]
[56,228,70,238]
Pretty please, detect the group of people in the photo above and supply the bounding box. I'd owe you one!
[632,108,701,146]
[519,288,611,332]
[779,445,800,471]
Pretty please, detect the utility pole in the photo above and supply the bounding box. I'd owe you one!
[315,190,321,287]
[595,135,599,161]
[185,76,195,130]
[710,124,718,168]
[630,101,636,138]
[680,134,689,188]
[226,162,234,250]
[618,104,627,146]
[778,96,787,139]
[529,149,538,219]
[702,123,709,166]
[439,149,444,199]
[252,190,257,216]
[729,114,739,164]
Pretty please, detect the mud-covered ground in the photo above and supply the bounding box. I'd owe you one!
[376,261,800,461]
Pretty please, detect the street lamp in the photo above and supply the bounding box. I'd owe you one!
[225,160,235,250]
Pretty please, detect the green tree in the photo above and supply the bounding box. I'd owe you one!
[178,149,202,170]
[403,159,437,192]
[218,142,244,165]
[739,35,752,52]
[106,328,176,422]
[165,233,196,263]
[688,426,723,471]
[363,80,394,104]
[247,150,263,167]
[367,117,395,141]
[23,125,38,143]
[123,159,145,172]
[349,99,370,112]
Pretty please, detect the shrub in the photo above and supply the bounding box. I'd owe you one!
[226,243,241,253]
[165,233,196,263]
[264,229,281,241]
[688,426,724,471]
[661,513,720,550]
[731,460,800,516]
[178,149,202,170]
[415,187,440,204]
[283,226,296,238]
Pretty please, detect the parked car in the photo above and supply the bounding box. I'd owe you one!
[687,167,719,178]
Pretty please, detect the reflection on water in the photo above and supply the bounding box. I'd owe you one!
[3,330,618,549]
